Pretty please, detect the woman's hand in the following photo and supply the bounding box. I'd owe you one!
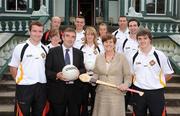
[117,84,129,92]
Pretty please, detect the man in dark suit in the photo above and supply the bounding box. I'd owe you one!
[45,27,86,116]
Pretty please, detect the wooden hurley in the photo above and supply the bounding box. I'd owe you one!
[79,73,144,96]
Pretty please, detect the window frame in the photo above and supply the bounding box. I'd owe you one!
[5,0,28,12]
[146,0,167,15]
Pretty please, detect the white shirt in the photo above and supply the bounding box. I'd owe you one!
[74,30,85,49]
[97,37,105,53]
[81,44,100,71]
[122,37,139,64]
[8,39,48,85]
[112,28,129,53]
[131,47,174,90]
[62,44,73,65]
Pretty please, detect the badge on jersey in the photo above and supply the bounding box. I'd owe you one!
[94,50,98,55]
[149,60,156,66]
[41,53,46,59]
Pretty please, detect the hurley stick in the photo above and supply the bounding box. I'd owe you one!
[79,73,144,96]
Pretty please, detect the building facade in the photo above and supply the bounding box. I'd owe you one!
[0,0,179,35]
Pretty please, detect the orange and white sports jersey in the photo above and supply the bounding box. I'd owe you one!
[81,44,100,71]
[73,30,85,49]
[97,37,105,53]
[8,39,48,85]
[123,37,139,64]
[112,29,129,53]
[131,47,174,90]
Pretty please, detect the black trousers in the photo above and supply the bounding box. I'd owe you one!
[48,84,81,116]
[81,84,96,116]
[15,83,47,116]
[132,85,167,116]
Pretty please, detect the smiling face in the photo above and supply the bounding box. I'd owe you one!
[84,27,97,45]
[118,16,128,31]
[86,32,95,43]
[128,21,139,35]
[29,25,43,44]
[103,38,115,52]
[75,17,85,31]
[51,17,61,30]
[137,35,152,50]
[99,24,107,37]
[136,28,152,51]
[102,34,116,52]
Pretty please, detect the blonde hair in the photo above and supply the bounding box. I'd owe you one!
[83,26,98,49]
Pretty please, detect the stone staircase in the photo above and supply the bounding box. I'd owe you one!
[0,73,180,116]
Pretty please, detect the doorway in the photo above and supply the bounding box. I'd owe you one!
[78,0,95,25]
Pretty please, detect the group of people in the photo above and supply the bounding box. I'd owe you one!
[8,15,174,116]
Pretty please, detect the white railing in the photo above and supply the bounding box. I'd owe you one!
[141,22,180,34]
[153,38,180,68]
[0,34,26,70]
[0,20,30,33]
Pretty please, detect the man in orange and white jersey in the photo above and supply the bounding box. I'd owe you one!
[131,28,174,116]
[73,16,85,49]
[9,21,49,116]
[112,16,129,53]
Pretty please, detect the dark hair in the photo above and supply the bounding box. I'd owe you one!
[102,33,116,44]
[98,22,108,35]
[128,18,140,27]
[118,16,127,20]
[29,21,43,31]
[63,27,76,34]
[75,16,85,20]
[136,28,152,41]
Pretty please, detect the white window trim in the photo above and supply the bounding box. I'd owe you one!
[146,0,167,15]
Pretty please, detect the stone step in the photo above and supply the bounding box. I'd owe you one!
[168,75,180,83]
[0,91,15,105]
[165,93,180,107]
[0,104,179,116]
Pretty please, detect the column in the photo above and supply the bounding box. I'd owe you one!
[125,0,129,15]
[73,0,77,16]
[119,0,125,16]
[141,0,145,15]
[103,0,109,23]
[0,0,2,7]
[29,0,32,8]
[65,0,70,25]
[166,0,172,16]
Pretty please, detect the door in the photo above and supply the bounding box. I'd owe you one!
[78,0,95,25]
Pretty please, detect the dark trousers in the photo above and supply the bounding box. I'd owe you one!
[81,84,96,116]
[132,85,167,116]
[48,84,81,116]
[15,83,47,116]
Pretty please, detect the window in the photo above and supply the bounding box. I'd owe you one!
[131,0,140,12]
[146,0,166,14]
[6,0,27,11]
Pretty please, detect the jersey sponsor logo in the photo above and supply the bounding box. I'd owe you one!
[125,47,130,50]
[135,62,141,65]
[26,54,33,57]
